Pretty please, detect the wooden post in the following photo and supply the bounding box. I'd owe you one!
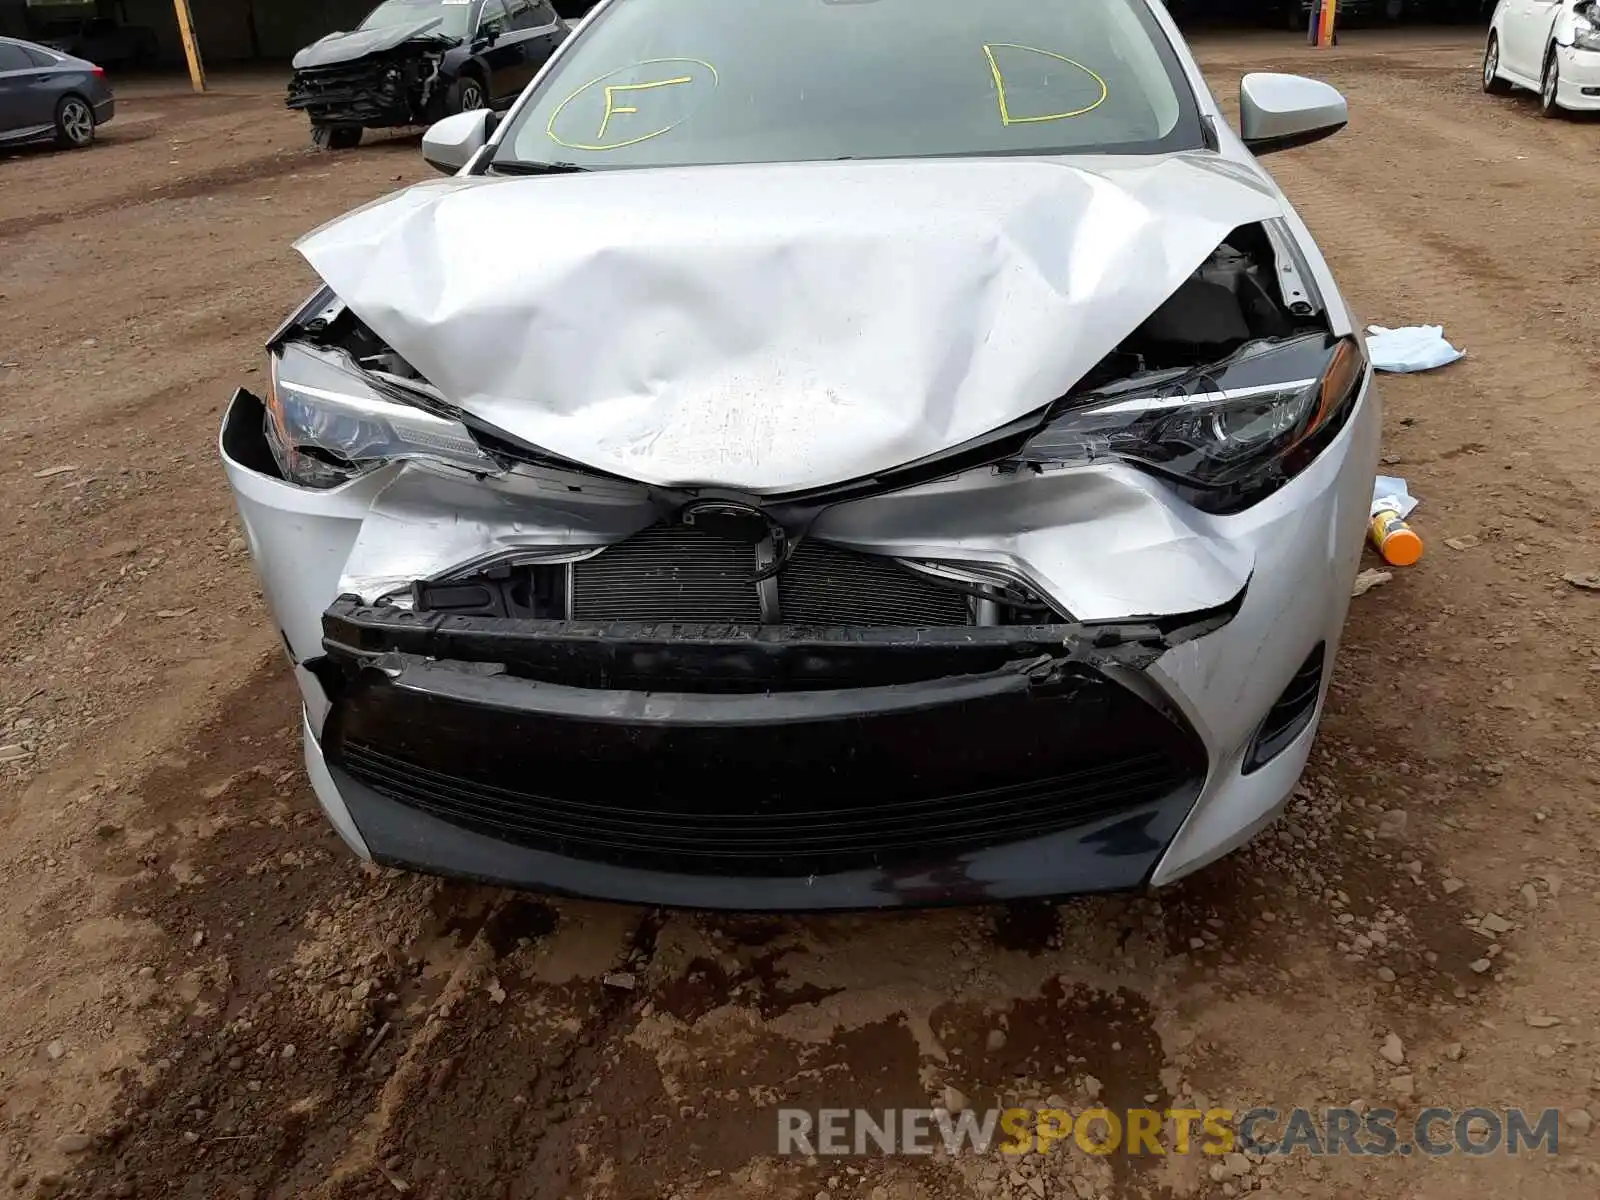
[1316,0,1339,46]
[172,0,206,92]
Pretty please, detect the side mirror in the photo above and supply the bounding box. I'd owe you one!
[422,108,494,174]
[1239,72,1348,155]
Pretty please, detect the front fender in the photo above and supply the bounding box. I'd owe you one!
[437,46,479,81]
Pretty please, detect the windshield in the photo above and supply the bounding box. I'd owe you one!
[493,0,1202,171]
[358,0,471,39]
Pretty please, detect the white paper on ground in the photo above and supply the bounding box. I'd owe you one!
[1372,474,1418,519]
[1366,324,1464,373]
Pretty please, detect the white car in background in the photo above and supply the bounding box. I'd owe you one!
[1483,0,1600,115]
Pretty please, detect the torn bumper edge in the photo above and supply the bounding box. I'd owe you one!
[303,705,370,859]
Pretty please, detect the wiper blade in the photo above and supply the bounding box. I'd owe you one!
[490,160,591,176]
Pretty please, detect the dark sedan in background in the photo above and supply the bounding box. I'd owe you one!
[0,36,114,150]
[287,0,576,149]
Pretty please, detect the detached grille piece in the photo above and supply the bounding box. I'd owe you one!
[568,525,971,626]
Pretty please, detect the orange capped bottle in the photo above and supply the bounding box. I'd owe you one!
[1369,508,1423,566]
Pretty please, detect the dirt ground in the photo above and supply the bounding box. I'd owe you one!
[2,28,1599,1200]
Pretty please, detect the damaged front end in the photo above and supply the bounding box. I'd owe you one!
[286,39,450,131]
[224,299,1235,903]
[221,165,1378,905]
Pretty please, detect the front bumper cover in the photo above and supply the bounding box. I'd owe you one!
[1556,46,1600,110]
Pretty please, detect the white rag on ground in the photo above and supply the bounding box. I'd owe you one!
[1366,324,1464,373]
[1372,474,1417,519]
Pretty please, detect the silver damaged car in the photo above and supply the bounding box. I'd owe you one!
[221,0,1380,909]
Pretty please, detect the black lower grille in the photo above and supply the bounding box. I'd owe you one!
[1244,642,1326,772]
[338,740,1195,876]
[323,652,1208,878]
[569,525,971,626]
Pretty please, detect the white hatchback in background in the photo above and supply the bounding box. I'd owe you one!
[1483,0,1600,115]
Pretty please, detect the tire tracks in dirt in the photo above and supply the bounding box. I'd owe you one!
[0,151,323,242]
[310,902,662,1199]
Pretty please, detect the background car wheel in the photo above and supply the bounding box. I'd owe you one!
[1482,34,1512,93]
[447,77,486,115]
[312,125,363,150]
[1539,50,1563,116]
[54,95,95,148]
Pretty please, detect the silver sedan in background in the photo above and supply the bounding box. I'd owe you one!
[223,0,1379,910]
[0,35,115,150]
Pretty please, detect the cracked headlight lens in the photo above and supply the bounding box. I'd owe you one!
[265,342,497,489]
[1573,25,1600,51]
[1015,334,1366,514]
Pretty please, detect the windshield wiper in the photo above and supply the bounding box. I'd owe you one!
[490,160,591,176]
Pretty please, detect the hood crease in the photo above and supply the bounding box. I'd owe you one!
[296,155,1283,493]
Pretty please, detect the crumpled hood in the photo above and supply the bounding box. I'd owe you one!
[297,155,1284,493]
[291,19,449,69]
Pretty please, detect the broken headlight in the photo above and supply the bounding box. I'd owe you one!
[1014,334,1366,514]
[265,342,496,489]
